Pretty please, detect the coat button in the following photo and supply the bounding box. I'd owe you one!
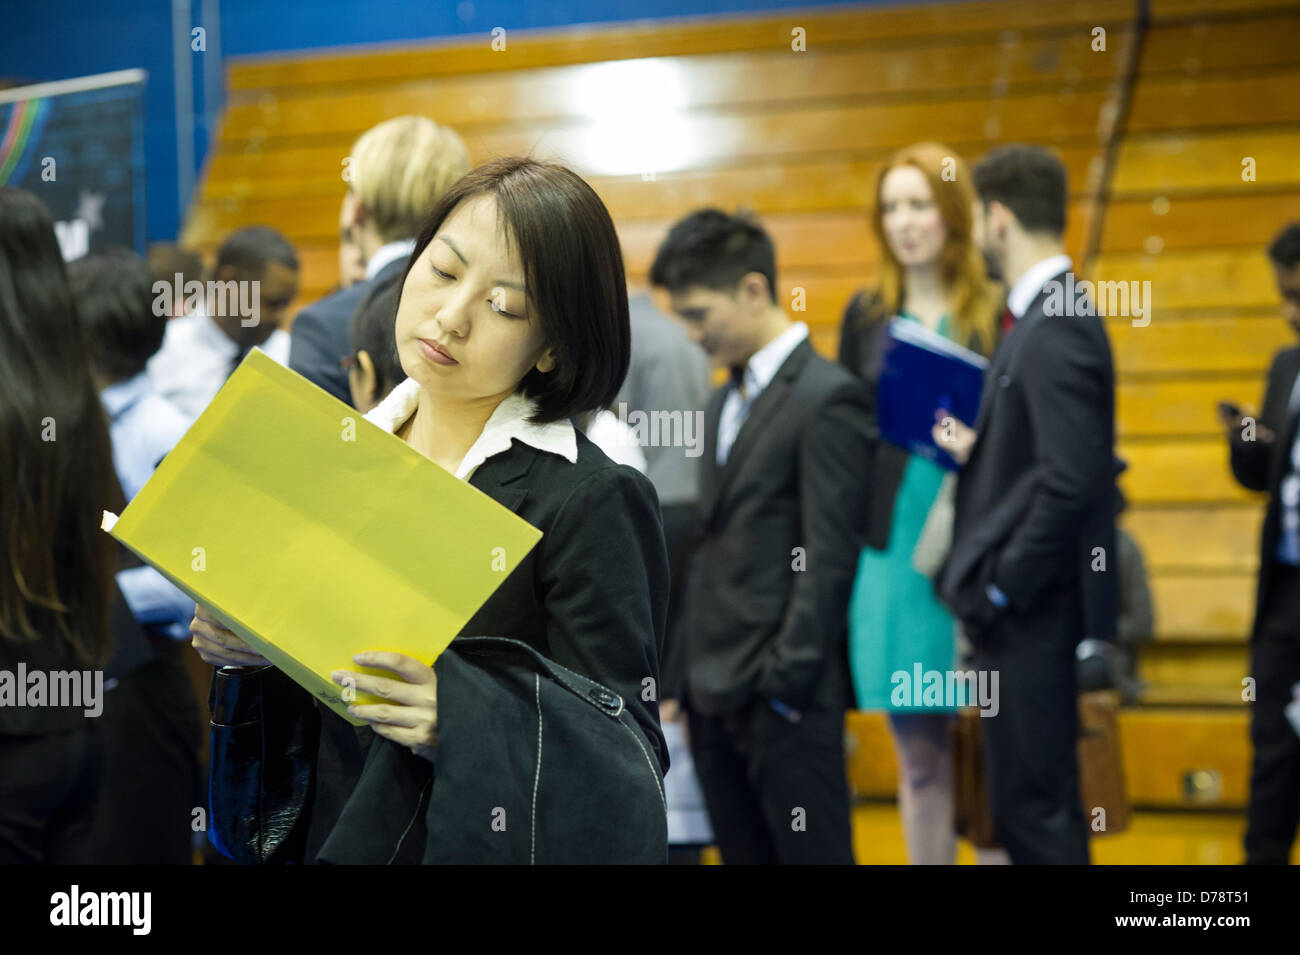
[587,687,621,712]
[998,375,1011,388]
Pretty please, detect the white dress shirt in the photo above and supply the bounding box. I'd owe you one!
[716,321,809,467]
[365,239,416,281]
[147,304,291,420]
[100,370,192,500]
[1277,369,1300,565]
[101,371,198,639]
[1007,253,1074,320]
[363,378,578,480]
[584,410,647,473]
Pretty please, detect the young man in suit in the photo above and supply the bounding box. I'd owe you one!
[289,116,469,405]
[650,209,870,864]
[1223,222,1300,865]
[934,145,1117,864]
[147,226,300,419]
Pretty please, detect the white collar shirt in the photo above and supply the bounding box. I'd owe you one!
[716,321,809,467]
[1277,367,1300,565]
[365,240,416,281]
[146,302,290,419]
[363,378,578,481]
[1007,253,1074,320]
[99,370,192,500]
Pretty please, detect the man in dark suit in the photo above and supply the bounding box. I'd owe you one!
[650,209,870,864]
[289,116,469,404]
[935,145,1117,864]
[1224,222,1300,865]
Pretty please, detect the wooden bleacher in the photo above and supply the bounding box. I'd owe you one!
[183,0,1300,816]
[1097,0,1300,741]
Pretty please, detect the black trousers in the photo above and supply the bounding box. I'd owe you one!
[973,591,1091,864]
[1245,563,1300,865]
[91,640,203,864]
[660,502,702,703]
[0,724,103,864]
[688,697,854,864]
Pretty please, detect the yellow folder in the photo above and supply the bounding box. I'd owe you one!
[102,348,542,724]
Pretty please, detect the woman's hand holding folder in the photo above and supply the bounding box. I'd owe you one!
[189,592,439,759]
[190,602,272,668]
[332,653,439,763]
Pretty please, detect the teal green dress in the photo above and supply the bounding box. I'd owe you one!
[848,312,963,712]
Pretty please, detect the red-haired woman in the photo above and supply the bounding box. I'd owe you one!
[838,143,1003,864]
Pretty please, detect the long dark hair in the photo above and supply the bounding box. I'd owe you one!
[0,187,121,666]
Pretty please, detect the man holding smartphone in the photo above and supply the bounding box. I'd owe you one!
[1221,222,1300,865]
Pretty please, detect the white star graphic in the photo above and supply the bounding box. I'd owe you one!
[75,190,106,232]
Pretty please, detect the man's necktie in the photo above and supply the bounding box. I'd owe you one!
[1000,307,1015,336]
[729,364,749,401]
[718,365,755,468]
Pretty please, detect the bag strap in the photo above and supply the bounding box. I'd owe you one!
[450,636,628,719]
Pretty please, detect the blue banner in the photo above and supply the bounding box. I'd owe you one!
[0,70,147,259]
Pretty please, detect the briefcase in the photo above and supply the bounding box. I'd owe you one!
[1077,690,1130,836]
[952,690,1129,849]
[951,706,998,848]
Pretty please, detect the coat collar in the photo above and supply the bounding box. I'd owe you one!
[363,380,576,513]
[363,379,577,482]
[969,265,1078,453]
[1007,254,1073,320]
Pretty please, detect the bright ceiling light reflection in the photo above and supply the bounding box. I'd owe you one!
[566,58,694,177]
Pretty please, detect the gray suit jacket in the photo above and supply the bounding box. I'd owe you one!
[617,294,711,507]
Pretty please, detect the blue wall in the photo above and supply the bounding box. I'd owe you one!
[1,0,187,244]
[1,0,882,243]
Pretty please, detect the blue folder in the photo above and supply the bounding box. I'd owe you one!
[876,318,989,471]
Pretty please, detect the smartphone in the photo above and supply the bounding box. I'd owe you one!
[1217,400,1244,421]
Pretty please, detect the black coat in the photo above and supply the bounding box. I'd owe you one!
[316,636,668,864]
[679,337,872,716]
[213,432,671,863]
[1230,345,1300,637]
[288,258,407,406]
[939,272,1118,641]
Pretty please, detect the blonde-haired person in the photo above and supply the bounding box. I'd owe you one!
[837,142,1004,865]
[290,115,470,405]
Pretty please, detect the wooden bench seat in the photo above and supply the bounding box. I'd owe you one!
[845,707,1250,808]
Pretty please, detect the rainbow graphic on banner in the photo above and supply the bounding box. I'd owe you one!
[0,97,52,186]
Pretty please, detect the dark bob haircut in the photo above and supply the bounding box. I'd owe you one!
[402,156,630,424]
[68,247,164,382]
[348,270,405,405]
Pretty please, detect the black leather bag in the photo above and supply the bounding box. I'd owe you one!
[207,665,319,865]
[209,637,668,864]
[317,636,668,865]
